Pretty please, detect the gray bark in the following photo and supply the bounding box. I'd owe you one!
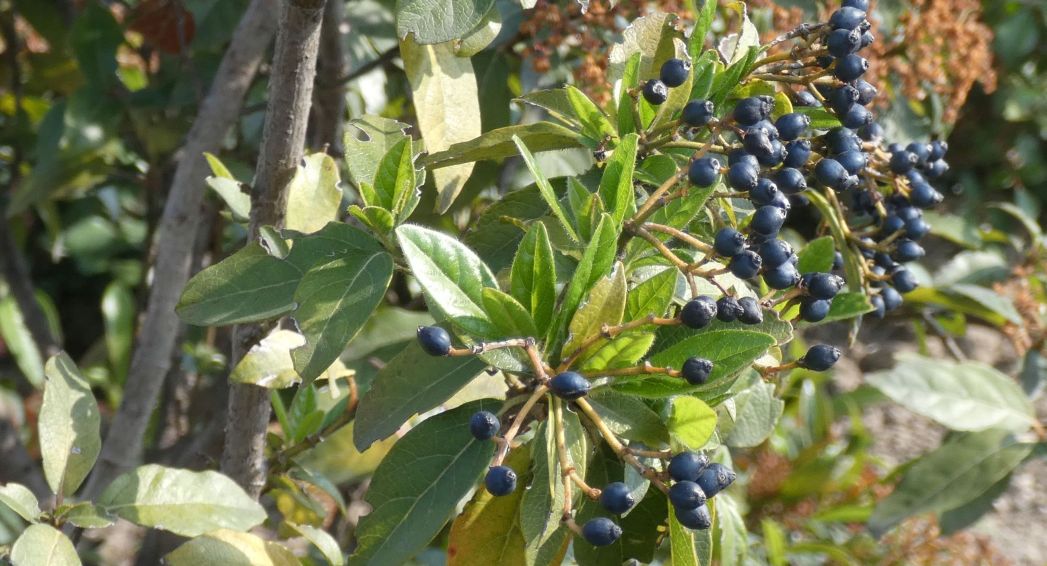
[311,0,349,153]
[82,0,279,498]
[221,0,327,497]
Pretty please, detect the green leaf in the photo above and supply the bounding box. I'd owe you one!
[795,236,836,274]
[668,497,700,566]
[565,85,616,143]
[868,429,1033,536]
[344,115,413,189]
[711,46,759,107]
[0,293,45,387]
[937,473,1012,535]
[286,153,343,234]
[717,1,760,65]
[513,135,580,243]
[354,340,489,451]
[865,354,1035,433]
[989,202,1043,244]
[203,152,236,179]
[652,38,694,130]
[598,133,639,226]
[349,205,395,235]
[447,445,531,566]
[351,400,498,566]
[668,396,717,450]
[803,191,863,288]
[587,390,670,446]
[564,263,627,361]
[579,331,656,371]
[10,524,81,566]
[946,283,1023,325]
[715,493,749,566]
[421,122,586,170]
[608,12,679,86]
[176,244,302,326]
[39,352,100,496]
[516,90,580,128]
[395,0,496,45]
[166,530,300,566]
[207,176,251,222]
[548,215,618,355]
[230,329,305,388]
[371,138,418,218]
[57,502,115,529]
[625,268,677,320]
[455,5,502,56]
[483,288,539,338]
[101,282,134,382]
[819,292,875,323]
[794,106,843,130]
[97,464,266,537]
[688,0,718,59]
[396,224,499,342]
[614,330,776,400]
[287,523,344,566]
[0,483,41,522]
[510,222,557,334]
[401,37,481,212]
[616,53,642,135]
[690,50,721,101]
[290,239,394,383]
[719,376,783,448]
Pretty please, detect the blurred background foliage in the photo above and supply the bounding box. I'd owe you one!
[0,0,1044,563]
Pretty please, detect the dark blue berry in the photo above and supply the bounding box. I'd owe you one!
[759,239,794,268]
[830,7,867,30]
[689,157,721,187]
[486,466,517,496]
[683,99,716,126]
[825,127,861,154]
[882,286,903,311]
[906,217,930,240]
[775,167,807,194]
[870,294,886,318]
[882,214,905,234]
[682,357,714,385]
[764,263,801,289]
[860,30,875,47]
[926,159,949,179]
[582,517,622,547]
[909,182,943,208]
[929,140,948,161]
[600,482,635,515]
[841,104,872,129]
[660,58,691,88]
[716,296,744,322]
[800,344,841,371]
[834,54,869,82]
[749,178,779,206]
[800,298,831,322]
[793,91,820,107]
[674,504,712,530]
[892,268,919,293]
[855,80,878,105]
[756,140,786,167]
[669,481,707,510]
[729,250,763,279]
[714,227,746,257]
[695,463,736,498]
[769,190,792,212]
[893,239,925,262]
[829,85,860,115]
[469,411,500,440]
[743,127,774,157]
[805,273,845,300]
[733,96,773,126]
[783,139,812,168]
[907,142,931,166]
[749,206,787,237]
[837,150,867,174]
[643,80,669,105]
[737,297,764,324]
[775,113,810,141]
[728,149,760,168]
[858,122,884,141]
[417,326,452,356]
[668,452,708,482]
[549,371,591,400]
[827,28,862,57]
[832,251,844,271]
[815,158,849,190]
[842,0,870,10]
[680,296,718,329]
[728,161,759,191]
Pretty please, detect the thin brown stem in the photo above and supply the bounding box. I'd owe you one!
[575,398,669,494]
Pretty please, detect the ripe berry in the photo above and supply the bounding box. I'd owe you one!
[716,296,744,322]
[683,99,716,126]
[793,91,820,107]
[834,54,869,82]
[486,466,517,496]
[738,297,764,324]
[929,140,948,161]
[749,178,779,206]
[769,191,792,213]
[774,167,807,194]
[642,80,669,105]
[800,298,831,322]
[833,251,844,271]
[681,357,714,385]
[909,182,943,208]
[669,481,707,510]
[675,504,712,530]
[668,452,708,482]
[756,140,786,167]
[829,7,867,30]
[775,113,810,141]
[842,0,870,10]
[764,263,801,289]
[600,482,635,515]
[836,150,867,175]
[829,84,859,115]
[825,127,861,154]
[733,96,773,126]
[855,80,878,105]
[892,268,918,293]
[729,250,763,279]
[814,158,849,191]
[749,206,787,237]
[727,161,759,191]
[800,344,841,371]
[882,286,903,311]
[926,159,949,179]
[549,371,591,400]
[582,517,622,547]
[783,139,812,168]
[688,157,721,187]
[695,463,736,498]
[714,227,746,257]
[841,105,872,129]
[417,326,452,356]
[827,28,862,57]
[469,411,500,440]
[743,127,774,158]
[870,294,886,318]
[859,122,884,142]
[889,150,917,174]
[906,217,930,240]
[805,273,845,300]
[660,58,691,88]
[680,296,718,329]
[860,30,876,47]
[907,142,931,166]
[759,239,793,268]
[728,149,760,168]
[893,239,925,262]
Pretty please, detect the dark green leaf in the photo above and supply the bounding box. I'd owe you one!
[510,222,557,334]
[421,122,586,169]
[688,0,718,60]
[795,236,836,274]
[598,133,639,227]
[482,288,539,338]
[580,331,656,372]
[794,107,842,130]
[818,292,875,324]
[587,390,670,446]
[938,473,1012,535]
[625,268,677,321]
[719,376,783,448]
[513,135,580,243]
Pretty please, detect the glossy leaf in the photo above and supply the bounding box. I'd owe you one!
[351,400,498,566]
[510,222,557,333]
[565,85,616,143]
[688,0,718,60]
[207,176,251,222]
[10,524,80,566]
[668,396,717,450]
[548,215,618,356]
[598,133,639,226]
[625,268,677,321]
[39,352,100,496]
[483,288,539,338]
[0,294,45,387]
[58,502,115,529]
[579,331,656,371]
[795,236,836,274]
[166,530,300,566]
[97,464,266,537]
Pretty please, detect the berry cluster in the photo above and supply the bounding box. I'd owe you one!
[642,58,692,105]
[667,452,736,530]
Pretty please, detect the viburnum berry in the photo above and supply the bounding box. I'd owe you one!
[750,177,780,206]
[680,296,718,329]
[738,297,764,324]
[907,142,932,166]
[783,139,812,168]
[668,452,708,482]
[893,239,925,262]
[774,167,807,194]
[749,205,787,237]
[804,273,845,300]
[743,127,774,157]
[892,268,919,293]
[417,326,452,356]
[728,149,760,168]
[815,158,849,191]
[669,481,707,510]
[689,156,721,187]
[855,80,878,105]
[841,102,873,128]
[793,90,820,107]
[548,371,591,400]
[642,79,669,105]
[929,140,949,161]
[695,463,736,498]
[768,190,792,212]
[660,58,691,88]
[681,357,714,385]
[485,466,517,496]
[799,298,831,322]
[582,517,622,547]
[733,96,772,126]
[800,344,842,371]
[909,182,944,208]
[827,27,862,57]
[882,286,904,311]
[600,482,635,515]
[682,99,716,126]
[764,263,801,289]
[829,6,867,30]
[889,150,917,174]
[842,0,870,10]
[729,250,763,279]
[674,504,712,530]
[775,113,810,141]
[829,84,859,115]
[716,296,744,322]
[836,150,867,175]
[469,411,500,440]
[714,227,746,257]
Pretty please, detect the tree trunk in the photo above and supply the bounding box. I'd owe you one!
[310,0,349,153]
[221,0,327,497]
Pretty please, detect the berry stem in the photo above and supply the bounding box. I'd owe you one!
[557,314,680,372]
[551,398,576,518]
[579,360,680,379]
[628,170,686,229]
[657,141,735,153]
[755,360,798,378]
[643,222,715,254]
[575,397,669,494]
[493,385,548,466]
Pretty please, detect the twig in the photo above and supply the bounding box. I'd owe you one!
[575,398,669,494]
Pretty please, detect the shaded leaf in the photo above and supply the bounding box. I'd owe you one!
[286,153,342,234]
[588,390,669,446]
[230,329,305,389]
[421,122,586,170]
[513,135,579,243]
[0,483,41,522]
[287,522,344,566]
[598,133,639,226]
[564,263,627,361]
[166,530,299,566]
[510,222,557,334]
[39,352,100,496]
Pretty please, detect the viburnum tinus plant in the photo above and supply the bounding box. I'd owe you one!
[160,0,1018,564]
